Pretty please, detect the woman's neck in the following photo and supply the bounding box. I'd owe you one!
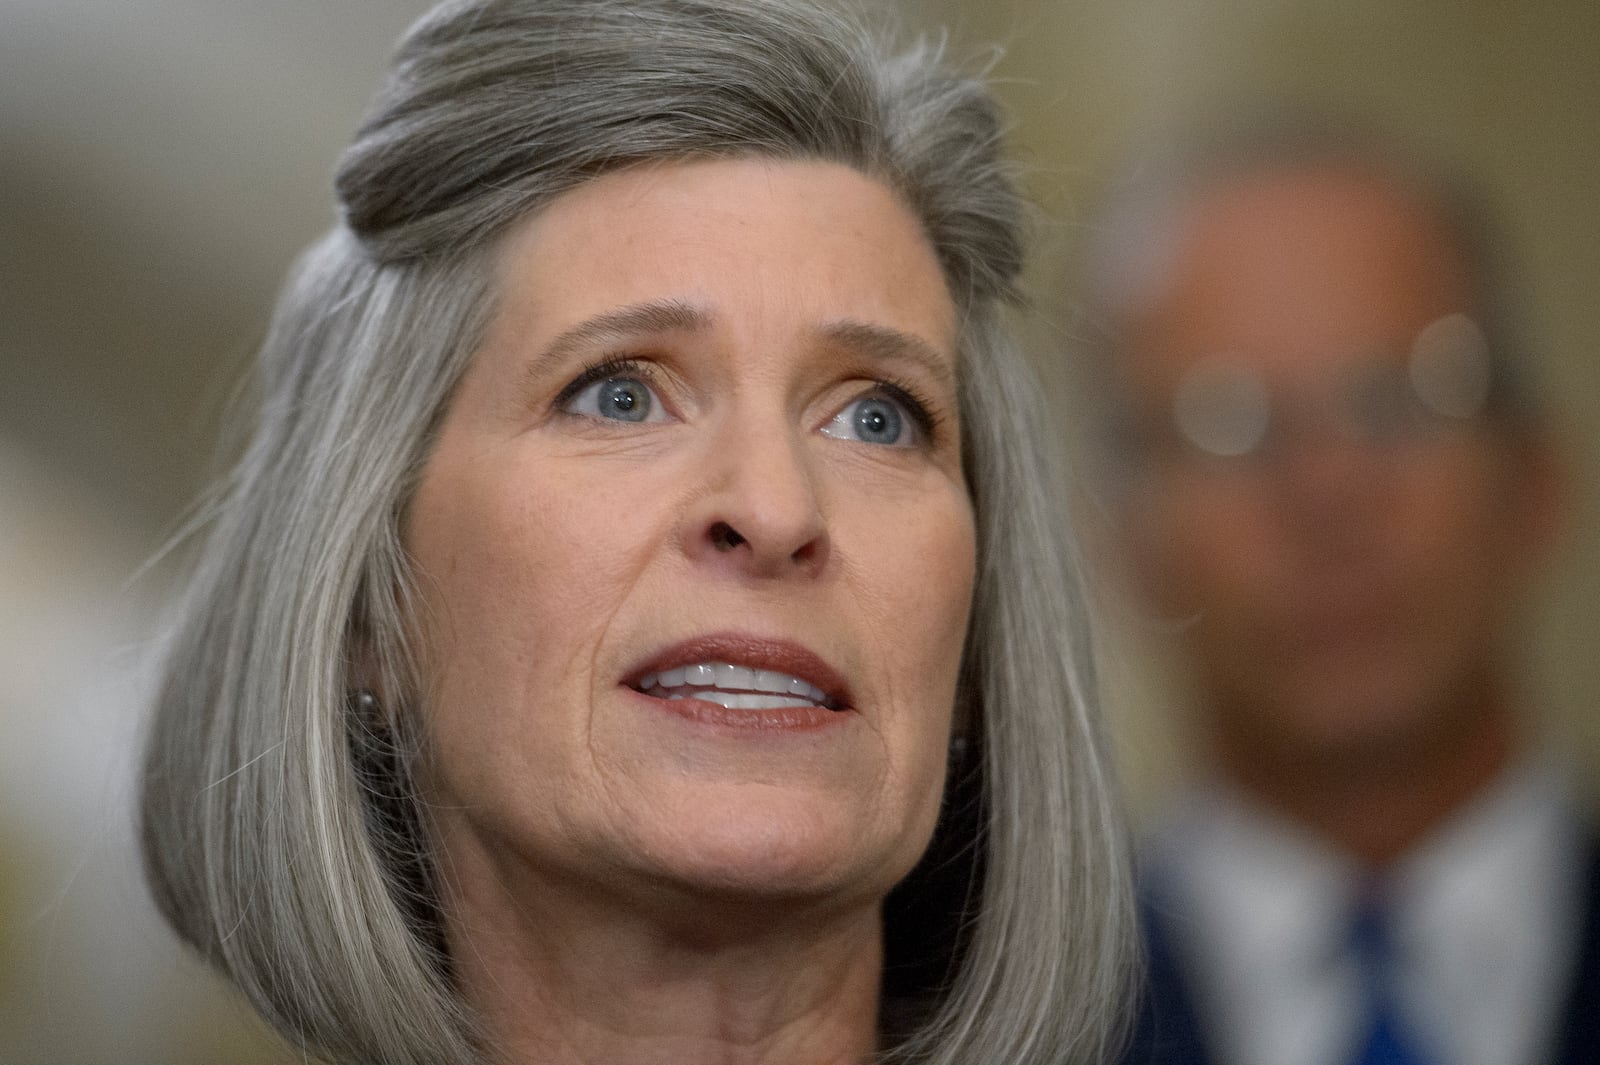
[442,852,885,1065]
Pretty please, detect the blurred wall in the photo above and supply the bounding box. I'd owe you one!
[2,0,1595,1060]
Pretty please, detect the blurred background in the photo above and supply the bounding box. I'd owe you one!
[1,0,1594,1060]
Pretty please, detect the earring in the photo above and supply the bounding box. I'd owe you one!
[347,689,401,794]
[948,734,969,763]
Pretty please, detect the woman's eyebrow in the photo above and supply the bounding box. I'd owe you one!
[518,304,954,394]
[816,320,958,394]
[527,298,713,374]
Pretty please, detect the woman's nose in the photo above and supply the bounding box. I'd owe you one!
[685,419,829,578]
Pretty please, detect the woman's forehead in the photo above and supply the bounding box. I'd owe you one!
[481,156,960,364]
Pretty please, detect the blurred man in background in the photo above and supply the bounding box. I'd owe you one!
[1083,116,1598,1065]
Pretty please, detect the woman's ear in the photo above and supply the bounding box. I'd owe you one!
[347,634,393,727]
[949,639,983,761]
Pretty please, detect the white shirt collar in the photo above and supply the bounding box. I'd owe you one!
[1144,762,1585,1065]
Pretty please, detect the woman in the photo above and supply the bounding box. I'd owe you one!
[138,1,1133,1062]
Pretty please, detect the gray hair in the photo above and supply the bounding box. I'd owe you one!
[138,2,1134,1062]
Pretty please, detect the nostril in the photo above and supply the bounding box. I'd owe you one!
[709,521,747,552]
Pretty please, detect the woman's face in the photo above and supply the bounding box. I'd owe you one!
[405,158,976,921]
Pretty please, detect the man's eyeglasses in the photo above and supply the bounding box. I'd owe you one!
[1132,313,1496,465]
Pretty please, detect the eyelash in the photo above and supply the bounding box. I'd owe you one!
[552,355,945,444]
[552,355,662,411]
[863,377,942,445]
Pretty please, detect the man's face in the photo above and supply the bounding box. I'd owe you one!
[1118,165,1553,772]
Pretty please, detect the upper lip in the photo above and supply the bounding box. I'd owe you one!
[624,632,852,710]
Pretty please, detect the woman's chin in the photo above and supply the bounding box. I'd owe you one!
[630,796,921,909]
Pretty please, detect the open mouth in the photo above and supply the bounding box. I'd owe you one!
[634,662,843,712]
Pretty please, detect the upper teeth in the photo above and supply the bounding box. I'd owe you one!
[638,662,834,710]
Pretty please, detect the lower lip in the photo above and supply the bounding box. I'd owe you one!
[628,689,850,733]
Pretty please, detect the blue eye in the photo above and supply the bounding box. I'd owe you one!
[822,394,916,447]
[563,375,666,423]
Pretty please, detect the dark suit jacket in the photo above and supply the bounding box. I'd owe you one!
[1119,842,1600,1065]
